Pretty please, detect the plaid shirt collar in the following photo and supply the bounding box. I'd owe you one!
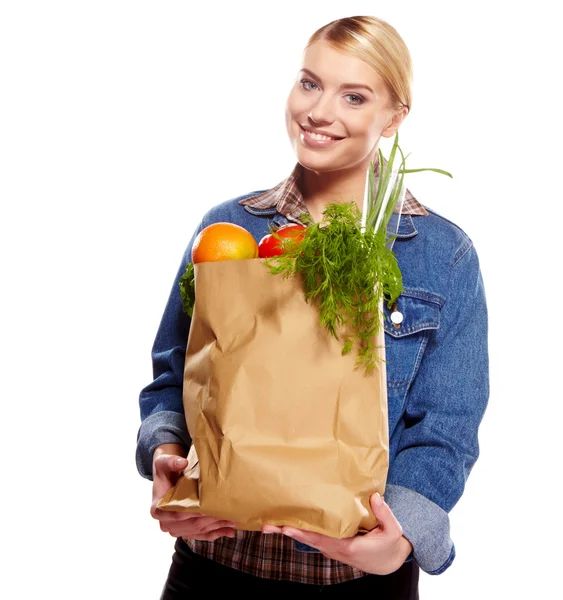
[238,156,429,221]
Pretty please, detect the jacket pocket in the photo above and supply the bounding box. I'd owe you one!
[383,289,444,390]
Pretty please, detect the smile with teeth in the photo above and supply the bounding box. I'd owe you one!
[301,126,343,141]
[309,131,338,140]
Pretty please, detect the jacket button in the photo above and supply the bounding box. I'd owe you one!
[391,310,403,326]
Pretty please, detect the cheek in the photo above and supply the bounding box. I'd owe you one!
[285,102,296,136]
[286,93,305,119]
[286,92,309,134]
[349,113,380,141]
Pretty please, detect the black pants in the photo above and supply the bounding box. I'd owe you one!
[160,537,419,598]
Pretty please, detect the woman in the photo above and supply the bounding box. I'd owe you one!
[136,15,489,598]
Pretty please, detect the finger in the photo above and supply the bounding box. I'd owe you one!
[152,456,189,500]
[368,492,403,538]
[193,517,238,533]
[151,507,206,522]
[181,528,236,542]
[154,509,236,532]
[151,506,233,529]
[161,519,233,535]
[262,525,283,534]
[281,527,353,562]
[167,523,236,539]
[203,528,237,542]
[155,455,188,477]
[280,527,325,548]
[161,517,236,535]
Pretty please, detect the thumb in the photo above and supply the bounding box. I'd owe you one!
[168,455,188,473]
[369,492,403,536]
[153,455,188,500]
[155,455,188,479]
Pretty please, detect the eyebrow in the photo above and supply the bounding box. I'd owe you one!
[299,68,375,94]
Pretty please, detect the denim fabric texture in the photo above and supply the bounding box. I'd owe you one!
[136,191,489,576]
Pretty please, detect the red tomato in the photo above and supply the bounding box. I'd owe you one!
[258,223,307,258]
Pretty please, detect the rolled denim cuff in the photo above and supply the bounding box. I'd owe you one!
[135,411,191,480]
[384,484,455,574]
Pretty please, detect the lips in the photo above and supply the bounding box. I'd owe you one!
[299,125,345,149]
[300,125,345,140]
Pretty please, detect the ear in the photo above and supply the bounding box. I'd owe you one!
[381,106,409,139]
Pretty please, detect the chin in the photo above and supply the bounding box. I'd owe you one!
[294,145,351,173]
[296,151,337,172]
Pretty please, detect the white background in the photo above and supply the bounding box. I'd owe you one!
[1,1,561,598]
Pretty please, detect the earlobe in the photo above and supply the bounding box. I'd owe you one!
[381,128,397,139]
[381,123,399,139]
[381,108,408,139]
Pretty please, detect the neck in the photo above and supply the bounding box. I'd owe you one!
[300,152,380,222]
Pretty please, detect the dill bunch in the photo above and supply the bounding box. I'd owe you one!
[264,133,452,373]
[264,202,402,373]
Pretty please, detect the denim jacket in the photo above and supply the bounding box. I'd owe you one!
[136,191,489,575]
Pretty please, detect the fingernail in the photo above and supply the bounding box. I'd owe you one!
[283,531,294,538]
[175,458,185,467]
[374,492,384,505]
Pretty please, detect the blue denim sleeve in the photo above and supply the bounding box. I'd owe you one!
[135,219,206,480]
[385,241,489,574]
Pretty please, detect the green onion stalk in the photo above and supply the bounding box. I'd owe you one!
[264,132,452,373]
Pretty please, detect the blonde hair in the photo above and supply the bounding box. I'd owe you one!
[305,16,413,112]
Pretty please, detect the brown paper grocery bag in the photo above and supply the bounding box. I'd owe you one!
[157,257,389,538]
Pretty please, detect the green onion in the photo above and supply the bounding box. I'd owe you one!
[264,132,452,373]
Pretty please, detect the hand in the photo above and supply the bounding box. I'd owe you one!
[151,449,237,542]
[261,492,413,575]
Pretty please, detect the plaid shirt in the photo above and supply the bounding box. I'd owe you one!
[237,155,429,221]
[186,157,428,585]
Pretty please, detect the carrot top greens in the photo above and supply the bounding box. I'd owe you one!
[264,132,452,373]
[264,202,401,373]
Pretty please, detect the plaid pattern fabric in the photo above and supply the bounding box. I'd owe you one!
[185,531,366,584]
[186,156,427,584]
[238,155,429,221]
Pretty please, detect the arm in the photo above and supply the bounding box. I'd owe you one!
[385,240,490,574]
[135,220,206,480]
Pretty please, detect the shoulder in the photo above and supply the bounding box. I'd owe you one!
[394,206,482,298]
[200,191,270,227]
[414,206,475,267]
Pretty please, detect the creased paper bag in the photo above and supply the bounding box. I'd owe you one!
[157,257,389,538]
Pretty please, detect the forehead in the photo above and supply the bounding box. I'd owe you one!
[300,39,385,94]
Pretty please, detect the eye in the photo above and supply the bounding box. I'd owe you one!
[345,94,365,106]
[300,79,319,91]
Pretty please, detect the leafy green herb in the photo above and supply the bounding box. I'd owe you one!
[264,201,402,373]
[265,132,452,373]
[179,262,196,317]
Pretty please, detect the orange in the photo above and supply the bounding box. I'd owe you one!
[191,222,259,263]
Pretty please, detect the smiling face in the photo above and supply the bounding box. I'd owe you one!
[285,39,407,174]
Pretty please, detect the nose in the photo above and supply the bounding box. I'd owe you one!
[307,93,336,125]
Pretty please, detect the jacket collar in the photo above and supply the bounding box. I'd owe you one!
[239,155,429,231]
[240,155,420,239]
[242,201,418,238]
